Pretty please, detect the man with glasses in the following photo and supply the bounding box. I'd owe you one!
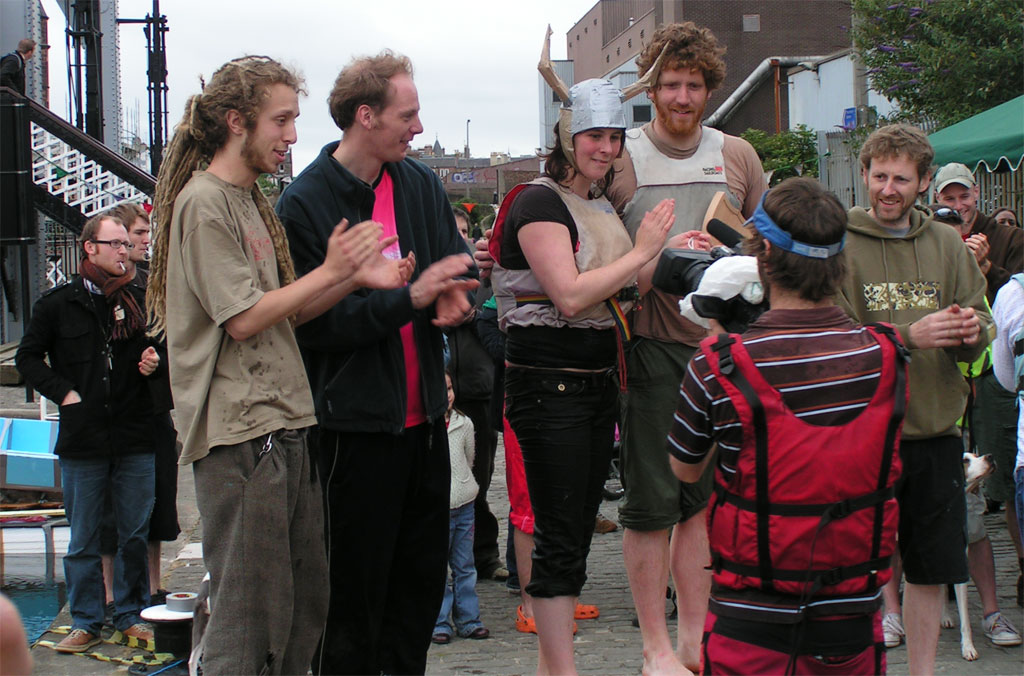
[16,214,161,653]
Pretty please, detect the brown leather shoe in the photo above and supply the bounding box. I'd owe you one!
[55,629,101,653]
[122,623,154,641]
[594,513,618,534]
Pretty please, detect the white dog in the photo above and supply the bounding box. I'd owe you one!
[940,452,995,661]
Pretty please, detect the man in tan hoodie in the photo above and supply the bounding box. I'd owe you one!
[837,124,992,676]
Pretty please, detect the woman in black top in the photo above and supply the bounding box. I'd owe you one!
[493,78,673,674]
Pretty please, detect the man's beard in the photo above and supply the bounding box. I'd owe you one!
[241,136,275,176]
[654,98,706,138]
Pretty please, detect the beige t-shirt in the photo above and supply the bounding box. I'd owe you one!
[165,171,316,464]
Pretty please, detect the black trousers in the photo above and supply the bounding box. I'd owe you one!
[505,366,618,598]
[312,423,450,676]
[458,397,501,574]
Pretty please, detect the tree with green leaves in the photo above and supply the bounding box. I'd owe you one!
[741,125,818,187]
[851,0,1023,129]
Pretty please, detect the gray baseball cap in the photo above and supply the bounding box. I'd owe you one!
[934,162,976,193]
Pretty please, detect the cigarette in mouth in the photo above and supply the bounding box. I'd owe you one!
[118,262,126,272]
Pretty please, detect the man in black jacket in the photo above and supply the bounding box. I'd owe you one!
[16,214,159,653]
[0,39,35,94]
[276,50,477,675]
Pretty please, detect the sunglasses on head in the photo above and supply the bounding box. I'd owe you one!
[931,207,962,224]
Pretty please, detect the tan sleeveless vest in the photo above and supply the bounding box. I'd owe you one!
[494,176,635,332]
[622,126,741,345]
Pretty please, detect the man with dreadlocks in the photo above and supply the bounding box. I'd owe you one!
[276,50,478,675]
[147,56,411,675]
[16,213,161,653]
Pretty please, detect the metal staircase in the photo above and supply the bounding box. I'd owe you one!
[1,86,155,343]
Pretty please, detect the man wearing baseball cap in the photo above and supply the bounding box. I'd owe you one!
[934,162,1023,304]
[935,161,1024,617]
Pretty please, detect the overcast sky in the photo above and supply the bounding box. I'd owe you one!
[40,0,598,173]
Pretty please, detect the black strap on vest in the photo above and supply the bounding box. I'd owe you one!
[711,333,774,591]
[712,482,895,518]
[713,555,891,586]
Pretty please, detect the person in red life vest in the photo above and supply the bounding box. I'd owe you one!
[668,177,910,675]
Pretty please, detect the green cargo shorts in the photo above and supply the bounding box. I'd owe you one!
[618,338,714,531]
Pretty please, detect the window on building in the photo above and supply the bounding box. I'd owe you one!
[593,18,597,25]
[743,14,761,32]
[576,34,579,41]
[628,39,632,48]
[640,29,644,39]
[606,54,610,63]
[633,104,651,122]
[584,27,588,34]
[616,47,620,56]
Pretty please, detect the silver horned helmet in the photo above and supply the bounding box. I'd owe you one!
[538,25,668,170]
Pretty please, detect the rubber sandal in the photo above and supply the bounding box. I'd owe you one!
[574,602,600,620]
[516,605,577,634]
[516,605,537,634]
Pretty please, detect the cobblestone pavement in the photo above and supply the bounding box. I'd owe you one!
[427,436,1024,675]
[5,384,1020,675]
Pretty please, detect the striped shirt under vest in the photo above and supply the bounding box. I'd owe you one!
[668,306,884,477]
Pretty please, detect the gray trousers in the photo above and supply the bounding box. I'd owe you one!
[193,428,328,676]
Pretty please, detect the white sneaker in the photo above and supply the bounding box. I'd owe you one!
[982,611,1022,646]
[882,612,905,648]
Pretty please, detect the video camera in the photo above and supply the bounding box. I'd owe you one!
[651,219,767,333]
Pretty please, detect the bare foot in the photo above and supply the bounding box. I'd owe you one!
[642,650,693,676]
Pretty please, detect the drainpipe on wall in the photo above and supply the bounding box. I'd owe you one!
[705,56,826,130]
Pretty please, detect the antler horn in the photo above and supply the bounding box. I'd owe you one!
[538,25,571,104]
[621,43,670,100]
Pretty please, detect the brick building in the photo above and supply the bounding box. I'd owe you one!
[543,0,853,143]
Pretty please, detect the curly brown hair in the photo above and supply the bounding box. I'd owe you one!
[636,22,726,91]
[858,124,934,181]
[328,50,413,131]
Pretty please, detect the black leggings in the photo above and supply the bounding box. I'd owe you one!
[505,366,618,598]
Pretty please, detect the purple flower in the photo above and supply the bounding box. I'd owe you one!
[867,67,885,74]
[886,84,901,93]
[877,45,899,52]
[909,7,923,16]
[905,78,921,85]
[887,3,904,9]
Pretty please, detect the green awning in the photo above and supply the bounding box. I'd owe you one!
[929,95,1024,172]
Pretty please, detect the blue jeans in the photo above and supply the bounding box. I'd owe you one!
[1015,465,1024,548]
[434,502,483,636]
[61,453,154,634]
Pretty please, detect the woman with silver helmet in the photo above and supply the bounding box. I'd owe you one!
[488,29,675,674]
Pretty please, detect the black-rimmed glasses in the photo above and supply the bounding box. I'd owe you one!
[91,239,135,250]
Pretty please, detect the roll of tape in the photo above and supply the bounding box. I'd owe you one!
[166,591,198,613]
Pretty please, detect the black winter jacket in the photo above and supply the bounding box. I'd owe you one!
[0,52,26,94]
[276,143,476,434]
[15,278,162,458]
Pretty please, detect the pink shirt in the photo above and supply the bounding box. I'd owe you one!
[374,171,426,428]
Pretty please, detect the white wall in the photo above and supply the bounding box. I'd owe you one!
[789,53,897,132]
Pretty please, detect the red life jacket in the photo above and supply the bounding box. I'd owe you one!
[701,323,908,612]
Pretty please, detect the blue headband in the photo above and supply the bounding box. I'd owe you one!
[747,191,845,259]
